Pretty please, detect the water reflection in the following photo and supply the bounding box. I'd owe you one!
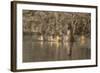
[23,35,91,62]
[63,41,73,56]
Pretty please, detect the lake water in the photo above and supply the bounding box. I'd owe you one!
[23,34,91,62]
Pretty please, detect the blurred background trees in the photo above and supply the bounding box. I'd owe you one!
[23,10,91,38]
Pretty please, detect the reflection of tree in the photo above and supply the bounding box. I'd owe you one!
[23,10,91,39]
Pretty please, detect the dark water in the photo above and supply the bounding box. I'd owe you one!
[23,34,91,62]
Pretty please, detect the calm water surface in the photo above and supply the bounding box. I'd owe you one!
[23,34,91,62]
